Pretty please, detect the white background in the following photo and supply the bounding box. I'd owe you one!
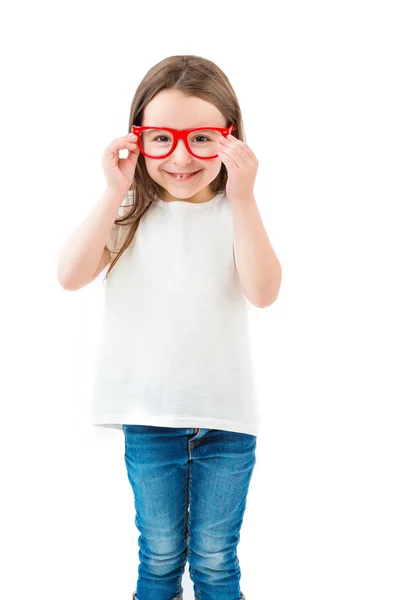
[1,1,399,599]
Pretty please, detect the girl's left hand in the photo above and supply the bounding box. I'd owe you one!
[218,133,259,203]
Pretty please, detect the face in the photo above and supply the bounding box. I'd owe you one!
[141,89,226,203]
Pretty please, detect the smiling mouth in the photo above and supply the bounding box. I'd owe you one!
[166,170,201,175]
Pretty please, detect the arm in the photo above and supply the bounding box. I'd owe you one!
[57,187,127,291]
[231,196,282,308]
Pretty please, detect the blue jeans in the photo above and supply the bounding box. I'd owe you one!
[122,425,257,600]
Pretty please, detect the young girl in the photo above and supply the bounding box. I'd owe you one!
[58,54,281,600]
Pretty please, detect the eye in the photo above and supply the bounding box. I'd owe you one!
[154,135,170,142]
[193,135,209,143]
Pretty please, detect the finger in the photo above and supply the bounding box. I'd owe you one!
[218,146,241,169]
[107,136,137,153]
[116,141,138,157]
[219,144,246,168]
[223,136,255,161]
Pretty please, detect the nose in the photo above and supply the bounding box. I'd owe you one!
[170,138,193,163]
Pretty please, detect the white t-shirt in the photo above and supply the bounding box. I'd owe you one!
[89,190,261,436]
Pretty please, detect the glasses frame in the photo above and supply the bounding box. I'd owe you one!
[131,123,235,159]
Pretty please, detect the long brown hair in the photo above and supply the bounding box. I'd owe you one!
[104,54,246,281]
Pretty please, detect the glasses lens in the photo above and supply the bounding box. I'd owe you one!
[140,129,172,157]
[188,129,221,157]
[140,129,222,158]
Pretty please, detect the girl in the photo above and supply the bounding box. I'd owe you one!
[58,55,281,600]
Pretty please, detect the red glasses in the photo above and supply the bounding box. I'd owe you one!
[131,123,234,159]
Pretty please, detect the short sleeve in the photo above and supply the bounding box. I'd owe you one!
[106,222,120,257]
[105,192,133,257]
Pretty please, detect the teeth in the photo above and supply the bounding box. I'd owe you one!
[169,171,198,179]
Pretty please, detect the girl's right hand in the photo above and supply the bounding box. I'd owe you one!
[101,133,140,194]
